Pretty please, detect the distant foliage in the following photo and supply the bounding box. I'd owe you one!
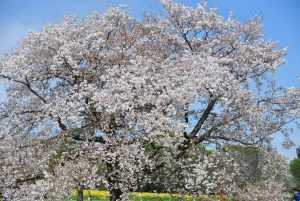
[290,146,300,189]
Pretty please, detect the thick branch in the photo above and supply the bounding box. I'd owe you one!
[72,134,105,144]
[196,114,242,143]
[184,102,189,124]
[57,117,67,131]
[24,77,47,103]
[189,98,218,138]
[16,174,44,185]
[15,110,42,115]
[182,33,194,52]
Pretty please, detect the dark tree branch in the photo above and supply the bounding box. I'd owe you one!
[210,135,257,146]
[184,102,189,124]
[196,114,243,143]
[24,77,47,103]
[182,33,194,52]
[189,98,218,138]
[16,174,44,185]
[1,75,47,104]
[57,117,67,131]
[71,134,105,144]
[15,110,42,115]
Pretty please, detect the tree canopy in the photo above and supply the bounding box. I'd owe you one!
[0,1,299,200]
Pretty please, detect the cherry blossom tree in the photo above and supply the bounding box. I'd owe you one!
[0,1,298,200]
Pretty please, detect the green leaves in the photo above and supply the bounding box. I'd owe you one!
[290,146,300,189]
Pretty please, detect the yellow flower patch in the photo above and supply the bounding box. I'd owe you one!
[71,190,219,200]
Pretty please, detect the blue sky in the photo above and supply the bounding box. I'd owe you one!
[0,0,299,160]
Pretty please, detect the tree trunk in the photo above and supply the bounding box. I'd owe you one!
[110,189,122,201]
[77,185,84,201]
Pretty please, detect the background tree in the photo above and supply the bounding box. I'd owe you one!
[290,146,300,190]
[222,145,265,186]
[0,1,298,200]
[139,144,237,195]
[222,145,290,200]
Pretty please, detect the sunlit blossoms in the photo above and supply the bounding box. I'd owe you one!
[0,0,298,200]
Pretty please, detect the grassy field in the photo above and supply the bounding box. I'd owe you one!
[69,191,295,201]
[67,190,222,201]
[67,190,297,201]
[68,190,294,201]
